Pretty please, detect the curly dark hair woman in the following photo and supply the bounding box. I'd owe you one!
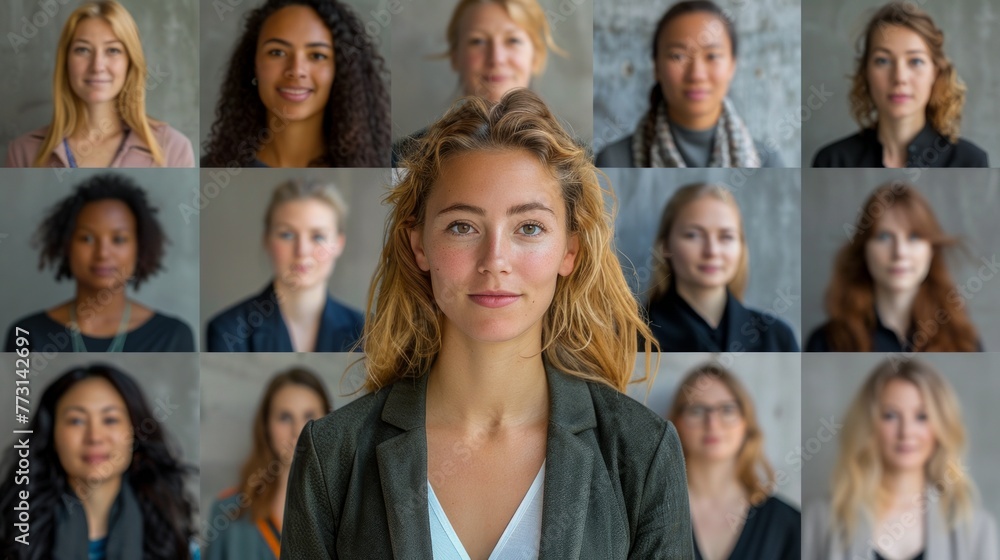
[3,173,195,353]
[0,363,199,560]
[36,173,166,289]
[202,0,392,168]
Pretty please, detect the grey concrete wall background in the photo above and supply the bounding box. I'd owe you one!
[608,168,803,342]
[0,169,201,347]
[198,168,392,337]
[801,353,1000,522]
[199,0,389,157]
[0,0,199,162]
[801,169,1000,349]
[391,0,593,144]
[801,0,1000,166]
[198,353,366,533]
[0,353,201,512]
[594,0,802,166]
[626,352,803,508]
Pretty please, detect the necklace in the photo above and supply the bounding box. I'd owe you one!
[69,301,131,352]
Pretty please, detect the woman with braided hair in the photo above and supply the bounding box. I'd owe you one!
[597,0,779,168]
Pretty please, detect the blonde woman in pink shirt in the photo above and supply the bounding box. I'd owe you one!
[5,0,194,168]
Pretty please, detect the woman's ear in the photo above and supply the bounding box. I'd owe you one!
[409,226,430,272]
[558,233,580,277]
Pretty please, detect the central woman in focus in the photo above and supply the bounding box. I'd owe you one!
[280,89,693,559]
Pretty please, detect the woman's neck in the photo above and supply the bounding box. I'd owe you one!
[72,102,124,141]
[667,103,722,132]
[877,114,926,168]
[881,468,926,508]
[273,279,327,323]
[685,458,745,500]
[73,285,129,327]
[676,282,728,328]
[425,323,549,431]
[874,288,917,341]
[70,475,122,541]
[256,113,325,168]
[271,467,290,529]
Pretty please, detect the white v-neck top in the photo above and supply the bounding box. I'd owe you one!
[427,462,546,560]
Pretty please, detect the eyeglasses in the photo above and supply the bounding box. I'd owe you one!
[682,402,742,425]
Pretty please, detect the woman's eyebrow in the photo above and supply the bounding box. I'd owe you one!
[261,37,333,49]
[436,202,555,218]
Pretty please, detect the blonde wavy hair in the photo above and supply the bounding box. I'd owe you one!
[36,0,164,167]
[362,88,657,392]
[849,2,965,143]
[667,362,775,506]
[444,0,566,75]
[831,358,975,544]
[647,183,748,303]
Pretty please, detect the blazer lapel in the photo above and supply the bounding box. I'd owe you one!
[538,366,597,560]
[848,516,873,560]
[251,283,294,351]
[925,486,951,559]
[724,291,754,350]
[375,376,434,559]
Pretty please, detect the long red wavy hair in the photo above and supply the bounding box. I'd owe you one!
[822,181,978,351]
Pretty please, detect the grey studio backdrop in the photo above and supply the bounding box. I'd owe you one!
[0,0,199,162]
[391,0,593,144]
[608,168,804,343]
[801,0,1000,166]
[801,353,1000,521]
[0,169,201,347]
[0,353,201,512]
[801,169,1000,350]
[198,353,366,535]
[198,0,390,156]
[198,168,391,338]
[625,352,802,508]
[594,0,802,166]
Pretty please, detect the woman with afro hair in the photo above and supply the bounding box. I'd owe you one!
[3,173,195,353]
[202,0,391,168]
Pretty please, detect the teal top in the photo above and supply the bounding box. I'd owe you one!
[204,493,279,560]
[88,537,200,560]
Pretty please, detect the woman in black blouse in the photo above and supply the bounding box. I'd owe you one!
[812,2,987,168]
[805,182,980,352]
[4,173,194,352]
[643,183,799,352]
[668,362,800,560]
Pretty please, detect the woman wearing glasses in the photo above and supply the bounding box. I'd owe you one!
[667,362,800,560]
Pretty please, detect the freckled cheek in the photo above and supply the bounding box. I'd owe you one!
[425,245,471,306]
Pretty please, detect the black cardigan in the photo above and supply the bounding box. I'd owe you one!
[693,495,800,560]
[645,286,800,352]
[812,124,988,168]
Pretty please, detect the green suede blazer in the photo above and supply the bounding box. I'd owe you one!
[280,365,694,559]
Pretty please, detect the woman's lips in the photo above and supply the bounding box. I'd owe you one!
[278,87,313,102]
[889,94,911,104]
[469,293,520,308]
[90,266,117,277]
[685,89,710,101]
[84,453,110,465]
